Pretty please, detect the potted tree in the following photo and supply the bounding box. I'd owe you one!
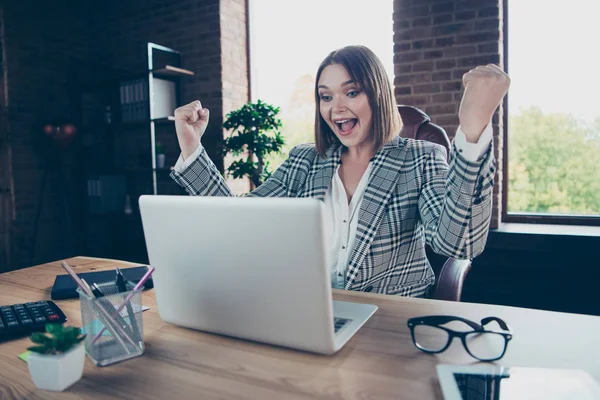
[221,100,285,189]
[27,323,86,391]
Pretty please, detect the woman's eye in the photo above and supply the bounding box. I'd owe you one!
[347,90,360,98]
[320,94,332,102]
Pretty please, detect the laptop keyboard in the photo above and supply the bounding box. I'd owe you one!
[334,317,351,333]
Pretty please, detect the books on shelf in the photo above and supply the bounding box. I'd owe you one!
[119,79,149,123]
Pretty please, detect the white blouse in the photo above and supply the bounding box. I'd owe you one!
[322,163,373,289]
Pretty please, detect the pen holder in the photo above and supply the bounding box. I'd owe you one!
[78,283,144,366]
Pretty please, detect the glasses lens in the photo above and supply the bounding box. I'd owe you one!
[464,331,507,360]
[412,324,450,352]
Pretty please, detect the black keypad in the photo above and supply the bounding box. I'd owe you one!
[334,317,351,333]
[0,301,67,341]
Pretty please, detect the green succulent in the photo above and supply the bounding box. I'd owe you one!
[27,323,86,355]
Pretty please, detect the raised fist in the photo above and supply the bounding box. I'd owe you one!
[174,100,210,160]
[459,64,511,142]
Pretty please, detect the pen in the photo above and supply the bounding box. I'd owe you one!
[62,262,135,351]
[91,283,105,298]
[92,266,155,343]
[93,281,136,339]
[115,268,127,292]
[115,268,142,341]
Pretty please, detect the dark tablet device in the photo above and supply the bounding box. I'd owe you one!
[50,266,154,300]
[436,364,600,400]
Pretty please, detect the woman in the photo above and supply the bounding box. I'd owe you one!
[170,45,510,297]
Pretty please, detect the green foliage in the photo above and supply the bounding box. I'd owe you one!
[221,100,285,188]
[508,107,600,214]
[27,323,86,355]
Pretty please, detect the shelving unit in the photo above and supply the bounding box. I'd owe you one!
[78,43,194,263]
[147,42,194,194]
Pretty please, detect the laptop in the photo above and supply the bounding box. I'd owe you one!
[138,195,378,355]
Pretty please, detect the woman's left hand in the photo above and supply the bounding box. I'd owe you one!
[458,64,511,143]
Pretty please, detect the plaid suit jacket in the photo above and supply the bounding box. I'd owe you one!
[170,136,495,297]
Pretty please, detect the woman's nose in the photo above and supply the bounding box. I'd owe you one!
[331,96,347,112]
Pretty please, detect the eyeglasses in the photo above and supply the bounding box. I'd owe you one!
[407,315,513,362]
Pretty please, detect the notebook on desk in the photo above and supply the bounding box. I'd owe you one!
[50,266,154,300]
[138,195,378,355]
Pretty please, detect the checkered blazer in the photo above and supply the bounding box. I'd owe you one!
[170,136,495,297]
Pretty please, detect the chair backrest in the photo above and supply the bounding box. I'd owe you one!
[425,246,472,301]
[398,105,470,301]
[398,105,451,159]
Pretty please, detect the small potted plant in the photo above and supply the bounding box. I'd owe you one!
[27,323,86,391]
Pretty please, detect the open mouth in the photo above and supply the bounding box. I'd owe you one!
[334,118,357,136]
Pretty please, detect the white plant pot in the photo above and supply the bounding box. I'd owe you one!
[157,153,166,169]
[28,343,85,391]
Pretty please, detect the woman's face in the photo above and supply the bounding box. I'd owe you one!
[317,64,373,153]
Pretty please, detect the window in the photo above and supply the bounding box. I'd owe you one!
[248,0,394,170]
[505,0,600,225]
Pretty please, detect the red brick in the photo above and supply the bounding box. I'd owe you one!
[414,83,441,94]
[432,71,452,81]
[394,51,424,64]
[424,50,444,59]
[478,42,499,54]
[433,14,453,24]
[458,54,500,67]
[413,61,435,72]
[442,81,463,92]
[476,18,500,31]
[412,17,433,27]
[432,2,455,13]
[435,59,457,70]
[431,93,453,103]
[455,10,476,20]
[413,39,434,49]
[435,36,456,47]
[444,45,478,57]
[457,31,500,45]
[479,6,500,18]
[394,64,413,74]
[394,42,412,52]
[394,86,413,95]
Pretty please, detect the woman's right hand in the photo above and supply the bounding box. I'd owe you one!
[174,100,210,160]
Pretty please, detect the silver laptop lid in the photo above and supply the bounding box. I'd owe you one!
[139,195,336,353]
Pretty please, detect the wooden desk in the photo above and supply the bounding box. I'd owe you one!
[1,257,598,399]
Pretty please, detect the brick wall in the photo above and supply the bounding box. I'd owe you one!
[392,0,504,228]
[1,1,92,271]
[2,0,249,270]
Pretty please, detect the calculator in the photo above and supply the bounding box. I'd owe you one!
[0,300,67,341]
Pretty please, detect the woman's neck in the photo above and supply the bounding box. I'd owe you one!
[342,144,375,165]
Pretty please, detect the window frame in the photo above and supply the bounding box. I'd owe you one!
[501,0,600,227]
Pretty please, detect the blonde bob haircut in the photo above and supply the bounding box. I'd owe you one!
[314,45,402,156]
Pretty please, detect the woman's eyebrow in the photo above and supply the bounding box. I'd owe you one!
[317,80,356,89]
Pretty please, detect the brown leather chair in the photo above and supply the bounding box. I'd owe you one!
[398,105,451,159]
[398,105,472,302]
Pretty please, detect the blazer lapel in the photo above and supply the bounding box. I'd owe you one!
[345,137,408,289]
[298,145,342,200]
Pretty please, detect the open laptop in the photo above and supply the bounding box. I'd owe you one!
[138,195,377,355]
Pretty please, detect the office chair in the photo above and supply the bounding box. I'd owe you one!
[398,105,472,302]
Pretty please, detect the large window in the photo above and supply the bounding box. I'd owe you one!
[249,0,394,170]
[506,0,600,224]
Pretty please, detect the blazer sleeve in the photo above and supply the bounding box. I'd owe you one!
[169,145,301,198]
[418,141,496,259]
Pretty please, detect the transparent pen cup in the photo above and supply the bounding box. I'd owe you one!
[78,283,144,366]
